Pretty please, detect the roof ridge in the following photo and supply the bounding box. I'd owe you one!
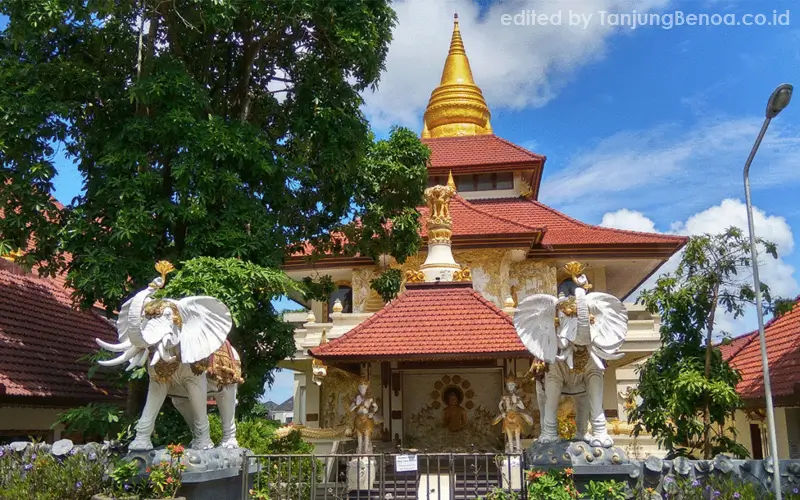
[490,134,546,160]
[469,288,515,326]
[313,289,407,353]
[721,330,760,361]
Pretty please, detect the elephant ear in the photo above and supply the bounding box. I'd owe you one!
[586,292,628,357]
[513,294,559,364]
[177,297,233,364]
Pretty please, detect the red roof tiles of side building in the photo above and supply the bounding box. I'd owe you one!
[310,281,529,360]
[422,135,545,172]
[469,198,688,247]
[725,298,800,403]
[0,260,122,402]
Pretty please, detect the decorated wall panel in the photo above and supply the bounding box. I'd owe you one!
[508,260,558,301]
[452,249,557,306]
[402,370,504,451]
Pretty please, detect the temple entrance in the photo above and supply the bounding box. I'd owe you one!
[402,368,505,451]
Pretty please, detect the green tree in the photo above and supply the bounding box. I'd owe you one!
[629,227,789,459]
[0,1,428,406]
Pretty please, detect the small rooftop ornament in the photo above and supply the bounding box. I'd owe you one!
[95,261,243,451]
[514,261,628,448]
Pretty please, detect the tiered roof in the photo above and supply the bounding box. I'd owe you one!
[311,282,527,361]
[722,299,800,405]
[0,260,121,403]
[285,195,687,269]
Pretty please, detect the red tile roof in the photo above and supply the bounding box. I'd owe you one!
[422,135,545,173]
[470,198,688,248]
[724,299,800,403]
[0,260,122,402]
[284,196,686,268]
[310,282,529,360]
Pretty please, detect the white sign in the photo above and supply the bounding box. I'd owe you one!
[394,454,418,472]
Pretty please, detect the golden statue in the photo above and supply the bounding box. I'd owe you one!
[349,376,381,454]
[424,183,456,222]
[493,375,534,453]
[441,386,468,432]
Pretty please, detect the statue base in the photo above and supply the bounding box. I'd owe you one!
[499,455,523,491]
[126,446,256,500]
[526,439,638,488]
[346,456,377,492]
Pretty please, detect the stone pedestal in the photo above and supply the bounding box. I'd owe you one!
[346,456,377,492]
[499,455,523,490]
[526,440,637,491]
[125,447,256,500]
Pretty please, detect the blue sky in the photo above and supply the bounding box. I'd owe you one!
[5,0,800,404]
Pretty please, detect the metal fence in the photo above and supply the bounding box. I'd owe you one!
[241,452,526,499]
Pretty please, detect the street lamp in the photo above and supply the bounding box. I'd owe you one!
[743,83,792,500]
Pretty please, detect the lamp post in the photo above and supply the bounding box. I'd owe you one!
[742,83,792,500]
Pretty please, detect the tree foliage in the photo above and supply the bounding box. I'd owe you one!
[0,0,427,308]
[370,267,402,303]
[629,227,788,459]
[0,1,428,403]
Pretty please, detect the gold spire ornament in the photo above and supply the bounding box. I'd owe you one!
[421,14,493,138]
[446,170,457,190]
[154,260,175,287]
[563,261,586,279]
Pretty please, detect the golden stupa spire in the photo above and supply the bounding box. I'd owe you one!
[446,170,456,190]
[421,13,492,139]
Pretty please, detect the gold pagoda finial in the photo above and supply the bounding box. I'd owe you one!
[421,15,492,139]
[446,170,456,190]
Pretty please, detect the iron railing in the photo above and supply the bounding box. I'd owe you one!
[241,451,526,499]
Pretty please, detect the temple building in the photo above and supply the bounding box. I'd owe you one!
[723,299,800,459]
[279,17,686,456]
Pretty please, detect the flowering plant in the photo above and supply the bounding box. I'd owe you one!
[526,468,580,499]
[147,444,186,498]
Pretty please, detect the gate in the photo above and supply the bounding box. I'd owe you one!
[240,452,526,499]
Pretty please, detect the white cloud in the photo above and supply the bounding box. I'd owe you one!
[602,199,797,336]
[543,118,800,219]
[363,0,673,131]
[600,208,657,233]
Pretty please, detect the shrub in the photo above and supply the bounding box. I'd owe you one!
[0,442,110,500]
[526,468,580,499]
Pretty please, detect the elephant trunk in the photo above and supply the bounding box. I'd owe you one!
[575,286,591,344]
[126,286,158,348]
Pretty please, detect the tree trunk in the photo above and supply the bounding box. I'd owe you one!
[702,283,720,459]
[126,378,149,419]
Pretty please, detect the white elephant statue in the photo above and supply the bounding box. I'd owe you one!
[95,261,243,451]
[514,262,627,448]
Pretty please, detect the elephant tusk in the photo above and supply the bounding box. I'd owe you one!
[150,349,162,367]
[96,338,132,353]
[156,338,175,363]
[125,349,149,371]
[98,347,140,367]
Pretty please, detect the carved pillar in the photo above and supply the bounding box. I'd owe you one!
[390,361,403,446]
